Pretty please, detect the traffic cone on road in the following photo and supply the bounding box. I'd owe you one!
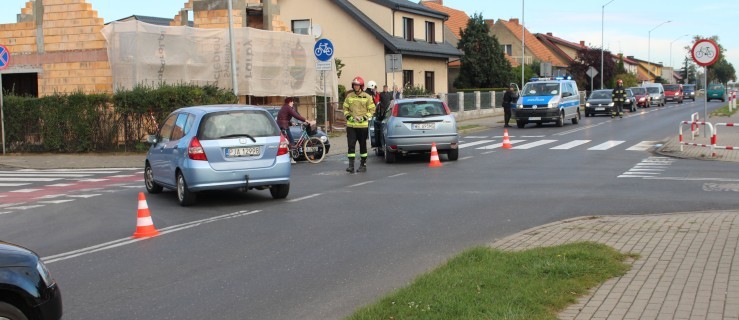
[132,192,159,238]
[502,129,512,149]
[429,142,443,167]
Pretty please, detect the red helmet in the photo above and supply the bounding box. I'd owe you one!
[617,79,623,84]
[351,76,365,90]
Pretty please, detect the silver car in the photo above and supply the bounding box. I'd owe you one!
[371,98,459,163]
[145,105,291,206]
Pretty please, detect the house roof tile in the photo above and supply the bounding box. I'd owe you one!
[420,2,469,40]
[497,19,567,67]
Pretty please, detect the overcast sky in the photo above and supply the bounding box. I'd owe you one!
[1,0,737,75]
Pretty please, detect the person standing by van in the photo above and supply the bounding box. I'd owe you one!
[502,84,518,127]
[612,79,626,118]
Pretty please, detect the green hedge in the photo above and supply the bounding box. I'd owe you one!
[3,84,236,153]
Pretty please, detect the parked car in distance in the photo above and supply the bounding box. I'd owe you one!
[683,84,696,101]
[0,241,62,320]
[643,83,665,106]
[373,98,459,163]
[145,105,291,206]
[663,84,684,104]
[629,87,651,108]
[263,106,331,156]
[584,89,614,117]
[707,83,726,102]
[624,88,637,112]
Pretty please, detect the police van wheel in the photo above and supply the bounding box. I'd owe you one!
[516,120,525,129]
[556,111,565,127]
[572,110,580,124]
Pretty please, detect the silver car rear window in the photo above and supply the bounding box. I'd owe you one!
[199,110,279,140]
[397,101,446,118]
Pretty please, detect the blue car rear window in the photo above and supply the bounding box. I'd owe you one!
[199,110,279,140]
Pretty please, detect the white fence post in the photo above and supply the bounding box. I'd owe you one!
[492,91,496,112]
[458,92,464,113]
[475,91,481,114]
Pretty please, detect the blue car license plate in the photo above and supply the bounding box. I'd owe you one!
[225,146,261,157]
[412,123,435,130]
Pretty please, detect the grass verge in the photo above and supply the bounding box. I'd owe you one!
[347,242,635,320]
[710,104,738,117]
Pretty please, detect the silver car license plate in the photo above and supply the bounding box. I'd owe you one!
[528,117,541,120]
[412,123,435,130]
[225,146,261,157]
[595,107,605,111]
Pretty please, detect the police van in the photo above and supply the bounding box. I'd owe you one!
[515,77,581,128]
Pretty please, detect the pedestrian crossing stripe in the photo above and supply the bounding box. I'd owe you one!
[463,139,659,151]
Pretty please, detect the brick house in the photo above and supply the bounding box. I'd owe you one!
[487,18,568,77]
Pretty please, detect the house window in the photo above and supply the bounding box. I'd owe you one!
[503,44,513,56]
[403,17,414,41]
[291,19,310,35]
[425,21,435,43]
[425,71,435,93]
[403,70,414,88]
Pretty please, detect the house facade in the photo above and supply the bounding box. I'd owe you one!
[420,0,468,92]
[278,0,460,93]
[487,19,568,77]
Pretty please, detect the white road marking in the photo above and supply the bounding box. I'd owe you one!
[75,178,109,182]
[646,177,739,182]
[108,175,135,178]
[459,156,473,160]
[66,194,101,198]
[463,136,488,139]
[349,181,374,188]
[6,204,46,210]
[286,193,322,202]
[626,141,660,151]
[520,135,546,138]
[36,194,68,199]
[0,177,62,182]
[39,200,76,204]
[458,140,495,148]
[0,173,90,177]
[43,210,262,264]
[477,140,525,149]
[11,189,43,193]
[513,139,558,149]
[587,140,625,150]
[0,183,31,187]
[46,183,77,187]
[388,173,407,178]
[550,140,591,149]
[554,123,604,136]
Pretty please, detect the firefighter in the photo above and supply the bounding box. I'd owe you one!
[612,79,626,118]
[343,76,376,173]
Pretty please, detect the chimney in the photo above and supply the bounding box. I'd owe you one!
[579,41,585,47]
[547,32,553,36]
[510,18,519,25]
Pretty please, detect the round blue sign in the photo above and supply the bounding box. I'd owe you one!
[0,45,10,70]
[313,39,334,62]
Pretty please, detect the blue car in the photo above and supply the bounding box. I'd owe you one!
[145,105,291,206]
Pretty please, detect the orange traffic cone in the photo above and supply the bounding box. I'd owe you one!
[502,129,512,149]
[429,142,443,167]
[133,192,159,238]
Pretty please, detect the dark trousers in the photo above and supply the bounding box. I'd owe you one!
[347,127,369,158]
[612,102,623,116]
[281,127,295,145]
[503,104,512,125]
[373,121,383,148]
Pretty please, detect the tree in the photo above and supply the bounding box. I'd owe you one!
[614,73,638,88]
[569,47,616,90]
[454,13,513,89]
[511,63,538,85]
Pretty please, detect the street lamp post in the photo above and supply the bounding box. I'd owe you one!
[647,20,671,82]
[521,0,525,87]
[601,0,615,89]
[670,34,689,69]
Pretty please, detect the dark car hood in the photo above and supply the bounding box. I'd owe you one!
[0,241,38,267]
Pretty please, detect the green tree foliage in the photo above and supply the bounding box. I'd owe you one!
[614,73,638,88]
[569,47,615,90]
[511,64,538,86]
[454,13,513,89]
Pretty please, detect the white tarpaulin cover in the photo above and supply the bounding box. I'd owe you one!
[101,20,339,100]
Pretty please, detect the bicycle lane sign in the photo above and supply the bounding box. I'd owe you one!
[691,39,719,67]
[0,45,10,70]
[314,39,334,62]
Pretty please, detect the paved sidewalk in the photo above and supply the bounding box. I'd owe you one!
[493,211,739,320]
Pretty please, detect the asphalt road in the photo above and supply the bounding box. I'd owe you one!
[0,99,736,319]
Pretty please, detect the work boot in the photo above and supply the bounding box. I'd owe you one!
[357,158,367,173]
[619,112,623,118]
[346,158,355,173]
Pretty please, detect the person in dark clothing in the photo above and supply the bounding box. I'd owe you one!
[276,97,307,146]
[502,83,518,127]
[374,85,394,149]
[612,79,626,118]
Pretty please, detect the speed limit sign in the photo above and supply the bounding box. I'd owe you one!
[691,39,720,67]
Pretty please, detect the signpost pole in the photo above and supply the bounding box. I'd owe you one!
[704,66,708,137]
[0,73,4,155]
[323,69,328,131]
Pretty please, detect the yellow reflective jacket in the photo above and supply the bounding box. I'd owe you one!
[343,91,376,128]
